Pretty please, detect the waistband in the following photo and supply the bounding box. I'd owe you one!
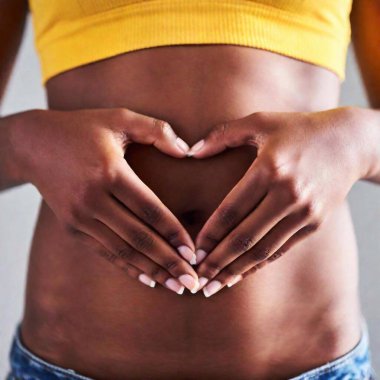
[9,324,92,380]
[290,317,374,380]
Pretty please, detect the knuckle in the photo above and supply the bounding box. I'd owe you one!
[300,199,320,220]
[268,250,285,262]
[253,246,272,261]
[65,203,86,229]
[116,245,136,262]
[163,259,181,272]
[166,230,181,246]
[131,230,155,252]
[250,111,271,124]
[203,232,220,247]
[100,162,119,187]
[244,266,259,276]
[218,204,239,228]
[148,266,166,281]
[263,155,283,178]
[211,122,229,140]
[98,250,118,264]
[79,183,99,213]
[114,107,130,122]
[201,261,222,278]
[140,202,162,225]
[64,222,82,236]
[222,266,238,278]
[283,177,304,204]
[230,234,255,253]
[123,263,135,275]
[153,118,171,138]
[303,220,322,233]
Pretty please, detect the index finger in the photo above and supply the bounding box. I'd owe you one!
[194,157,269,264]
[110,158,196,264]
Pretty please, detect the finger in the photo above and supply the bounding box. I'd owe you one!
[257,223,321,268]
[94,195,199,292]
[225,223,320,290]
[71,224,150,286]
[111,158,196,262]
[119,108,190,157]
[186,113,265,158]
[202,211,309,296]
[194,155,269,264]
[196,187,296,281]
[79,218,186,294]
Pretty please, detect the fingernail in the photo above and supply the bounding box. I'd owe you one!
[176,137,190,153]
[197,277,209,290]
[138,273,156,288]
[227,274,242,288]
[189,277,208,294]
[195,249,208,264]
[178,274,199,292]
[187,139,204,156]
[165,278,185,294]
[177,245,197,265]
[203,280,222,298]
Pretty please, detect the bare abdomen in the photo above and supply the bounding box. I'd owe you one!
[21,45,361,380]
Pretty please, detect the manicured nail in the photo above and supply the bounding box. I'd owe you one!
[178,274,199,292]
[177,245,197,265]
[198,277,209,290]
[138,273,156,288]
[227,274,242,288]
[190,277,208,294]
[165,278,185,294]
[195,249,207,264]
[187,139,204,156]
[203,280,222,297]
[176,137,190,153]
[190,286,198,294]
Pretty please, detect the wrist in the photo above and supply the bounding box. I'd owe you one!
[4,109,43,185]
[341,106,380,182]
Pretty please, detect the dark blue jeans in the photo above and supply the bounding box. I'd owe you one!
[6,319,377,379]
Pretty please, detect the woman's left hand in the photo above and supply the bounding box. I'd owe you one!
[187,107,371,297]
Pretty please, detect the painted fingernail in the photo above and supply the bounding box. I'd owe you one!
[198,277,208,289]
[138,273,156,288]
[227,274,242,288]
[203,280,222,298]
[165,278,185,294]
[176,137,190,153]
[177,245,197,265]
[195,249,208,264]
[187,139,204,157]
[178,274,199,292]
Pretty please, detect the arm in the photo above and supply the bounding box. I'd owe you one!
[182,4,380,294]
[349,0,380,184]
[0,0,28,191]
[0,0,200,293]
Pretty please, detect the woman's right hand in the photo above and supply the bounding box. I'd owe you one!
[8,108,199,294]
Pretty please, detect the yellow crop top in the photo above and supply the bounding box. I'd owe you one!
[28,0,353,85]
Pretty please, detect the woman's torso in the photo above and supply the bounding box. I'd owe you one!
[21,44,362,380]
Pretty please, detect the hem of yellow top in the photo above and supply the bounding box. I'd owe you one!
[31,0,351,85]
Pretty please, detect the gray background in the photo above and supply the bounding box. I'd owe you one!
[1,17,379,377]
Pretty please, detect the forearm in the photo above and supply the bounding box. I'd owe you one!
[0,111,29,191]
[348,106,380,184]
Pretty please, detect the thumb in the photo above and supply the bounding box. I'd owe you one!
[186,113,265,159]
[121,109,190,158]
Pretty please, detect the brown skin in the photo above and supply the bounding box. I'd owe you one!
[191,106,379,295]
[1,0,380,379]
[8,108,200,293]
